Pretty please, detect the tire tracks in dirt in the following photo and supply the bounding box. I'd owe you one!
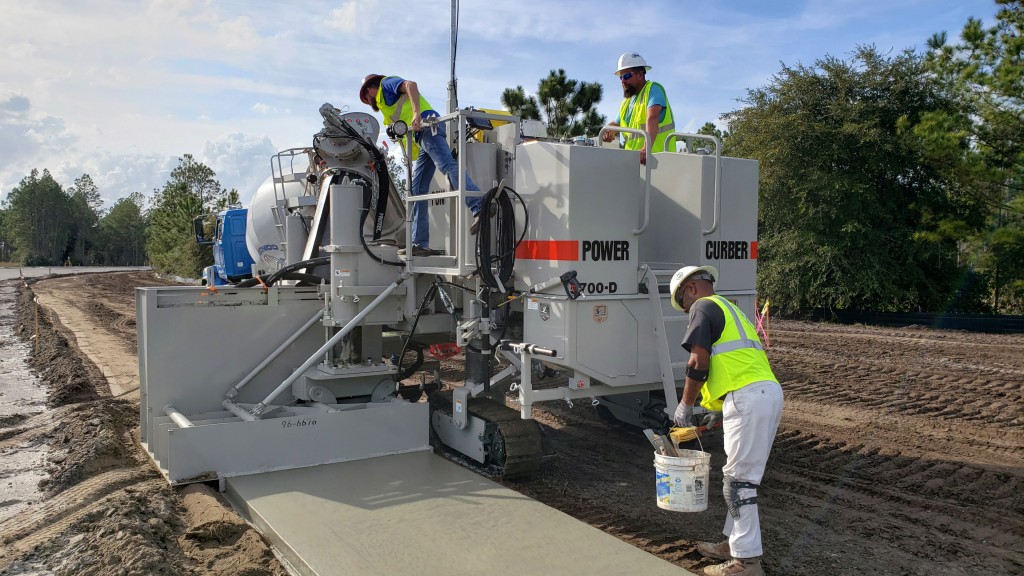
[1,273,288,576]
[496,319,1024,576]
[6,274,1023,576]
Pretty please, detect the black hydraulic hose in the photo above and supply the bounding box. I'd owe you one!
[356,180,404,267]
[267,256,331,285]
[397,343,425,381]
[321,105,392,239]
[396,282,438,381]
[476,184,527,289]
[265,256,329,285]
[434,279,475,294]
[281,272,326,286]
[236,256,331,288]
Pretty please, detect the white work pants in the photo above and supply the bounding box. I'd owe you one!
[720,380,783,558]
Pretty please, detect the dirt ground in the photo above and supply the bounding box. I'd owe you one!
[1,271,1022,575]
[0,273,286,576]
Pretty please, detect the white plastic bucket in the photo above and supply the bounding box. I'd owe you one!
[654,449,711,512]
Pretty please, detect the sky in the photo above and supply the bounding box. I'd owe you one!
[0,0,1000,210]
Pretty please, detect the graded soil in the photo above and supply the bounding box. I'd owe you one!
[1,271,1021,575]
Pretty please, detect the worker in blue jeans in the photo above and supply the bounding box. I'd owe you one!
[360,74,483,256]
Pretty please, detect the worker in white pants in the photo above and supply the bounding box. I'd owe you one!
[718,381,783,559]
[668,265,783,576]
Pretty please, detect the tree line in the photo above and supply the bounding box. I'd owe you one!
[0,171,145,267]
[501,3,1021,314]
[2,1,1019,314]
[0,154,236,278]
[724,2,1023,315]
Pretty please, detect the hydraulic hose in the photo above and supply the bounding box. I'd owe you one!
[356,179,404,268]
[396,282,438,380]
[320,104,393,240]
[475,183,528,290]
[280,272,326,286]
[235,256,331,288]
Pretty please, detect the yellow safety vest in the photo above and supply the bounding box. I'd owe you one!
[375,76,433,159]
[618,81,675,153]
[698,295,778,411]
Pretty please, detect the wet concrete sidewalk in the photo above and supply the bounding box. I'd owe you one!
[225,450,698,576]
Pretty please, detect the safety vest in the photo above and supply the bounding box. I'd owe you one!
[375,76,433,159]
[698,295,778,411]
[618,81,675,153]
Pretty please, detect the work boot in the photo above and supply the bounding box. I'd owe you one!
[696,540,731,561]
[397,245,430,257]
[703,558,764,576]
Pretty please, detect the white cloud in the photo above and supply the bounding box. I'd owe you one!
[326,2,361,32]
[216,16,261,51]
[1,149,174,209]
[0,93,76,177]
[201,133,278,202]
[0,0,1000,209]
[7,43,36,59]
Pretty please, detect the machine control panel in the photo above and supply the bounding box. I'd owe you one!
[337,111,380,142]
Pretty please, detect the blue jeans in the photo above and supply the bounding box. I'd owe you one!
[410,123,483,249]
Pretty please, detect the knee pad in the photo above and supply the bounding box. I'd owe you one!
[723,474,759,519]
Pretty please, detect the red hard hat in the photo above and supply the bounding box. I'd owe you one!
[359,74,384,106]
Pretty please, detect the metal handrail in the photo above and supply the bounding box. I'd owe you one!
[400,108,520,274]
[669,132,721,235]
[269,147,316,244]
[598,125,652,235]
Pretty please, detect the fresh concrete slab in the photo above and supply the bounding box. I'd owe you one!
[225,450,696,576]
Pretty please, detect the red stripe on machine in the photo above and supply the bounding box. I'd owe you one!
[751,241,758,259]
[515,240,580,261]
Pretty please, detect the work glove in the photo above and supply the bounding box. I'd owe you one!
[673,403,694,428]
[700,411,721,430]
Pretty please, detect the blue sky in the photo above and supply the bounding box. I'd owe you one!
[0,0,998,209]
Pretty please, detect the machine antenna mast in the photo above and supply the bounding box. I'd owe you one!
[446,0,458,115]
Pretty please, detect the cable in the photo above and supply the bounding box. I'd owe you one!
[475,182,528,289]
[320,104,394,239]
[280,272,326,286]
[434,279,476,294]
[397,342,426,382]
[396,282,438,381]
[235,256,331,288]
[354,179,405,267]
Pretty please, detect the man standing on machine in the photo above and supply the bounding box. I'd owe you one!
[359,74,484,257]
[601,52,676,165]
[669,265,783,576]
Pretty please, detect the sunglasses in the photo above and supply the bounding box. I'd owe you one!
[619,72,635,81]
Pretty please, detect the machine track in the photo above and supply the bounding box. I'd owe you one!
[431,389,544,478]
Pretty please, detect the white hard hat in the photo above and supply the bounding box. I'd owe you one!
[669,265,718,311]
[615,52,651,76]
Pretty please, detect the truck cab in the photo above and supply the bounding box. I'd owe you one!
[194,207,255,286]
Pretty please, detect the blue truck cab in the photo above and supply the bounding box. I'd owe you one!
[193,208,255,286]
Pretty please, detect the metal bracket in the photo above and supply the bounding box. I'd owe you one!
[453,386,471,430]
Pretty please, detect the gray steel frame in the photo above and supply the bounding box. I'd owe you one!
[137,284,428,484]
